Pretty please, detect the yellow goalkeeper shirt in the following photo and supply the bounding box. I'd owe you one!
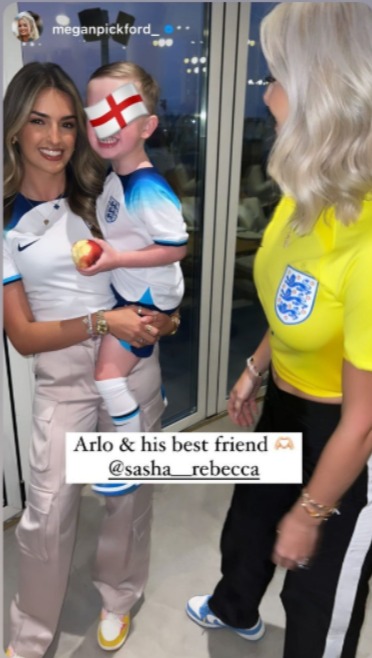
[254,195,372,397]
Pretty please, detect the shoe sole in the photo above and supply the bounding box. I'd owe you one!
[186,603,265,641]
[97,634,128,652]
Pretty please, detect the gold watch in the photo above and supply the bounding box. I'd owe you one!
[169,313,181,336]
[95,310,109,335]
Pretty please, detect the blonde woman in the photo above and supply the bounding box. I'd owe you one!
[15,12,39,42]
[187,4,372,657]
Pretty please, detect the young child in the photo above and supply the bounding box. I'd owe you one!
[82,62,188,495]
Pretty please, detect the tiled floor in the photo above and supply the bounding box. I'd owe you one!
[3,414,372,658]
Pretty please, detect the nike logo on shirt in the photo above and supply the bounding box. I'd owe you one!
[18,240,40,252]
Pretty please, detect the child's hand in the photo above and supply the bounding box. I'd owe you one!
[77,238,121,276]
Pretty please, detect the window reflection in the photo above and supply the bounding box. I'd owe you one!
[19,1,210,425]
[228,2,280,391]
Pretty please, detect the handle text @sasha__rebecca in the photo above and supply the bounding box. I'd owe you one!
[66,432,302,484]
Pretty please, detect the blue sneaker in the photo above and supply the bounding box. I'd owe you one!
[92,482,141,496]
[186,595,265,641]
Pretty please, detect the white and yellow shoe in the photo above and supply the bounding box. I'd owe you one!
[97,609,130,651]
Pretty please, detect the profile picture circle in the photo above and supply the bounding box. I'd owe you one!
[12,11,43,43]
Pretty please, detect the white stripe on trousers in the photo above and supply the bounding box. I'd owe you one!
[323,455,372,658]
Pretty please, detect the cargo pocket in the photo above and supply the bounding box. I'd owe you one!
[30,397,58,472]
[16,484,54,561]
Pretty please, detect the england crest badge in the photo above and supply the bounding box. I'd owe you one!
[275,265,318,325]
[105,196,120,223]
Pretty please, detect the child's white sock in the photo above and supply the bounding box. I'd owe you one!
[93,377,141,496]
[95,377,141,431]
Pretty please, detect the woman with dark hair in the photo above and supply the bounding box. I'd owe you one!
[3,62,177,658]
[187,4,372,657]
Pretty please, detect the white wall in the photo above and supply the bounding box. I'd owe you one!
[3,3,23,92]
[3,3,33,515]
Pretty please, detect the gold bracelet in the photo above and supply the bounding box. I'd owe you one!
[94,310,109,336]
[300,490,340,521]
[169,313,181,336]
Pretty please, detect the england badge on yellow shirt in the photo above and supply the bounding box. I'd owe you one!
[276,265,318,325]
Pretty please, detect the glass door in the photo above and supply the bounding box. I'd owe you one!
[208,2,279,414]
[2,2,279,490]
[14,1,214,427]
[227,2,279,393]
[3,336,25,520]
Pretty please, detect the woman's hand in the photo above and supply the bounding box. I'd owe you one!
[228,369,262,427]
[105,306,179,349]
[272,504,322,570]
[105,306,160,349]
[148,309,180,337]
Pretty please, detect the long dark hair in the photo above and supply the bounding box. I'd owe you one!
[4,61,105,231]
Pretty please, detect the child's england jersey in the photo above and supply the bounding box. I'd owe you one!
[97,169,188,310]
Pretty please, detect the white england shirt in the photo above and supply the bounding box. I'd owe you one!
[97,169,188,310]
[3,195,115,321]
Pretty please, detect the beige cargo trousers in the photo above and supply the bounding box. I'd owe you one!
[8,339,164,658]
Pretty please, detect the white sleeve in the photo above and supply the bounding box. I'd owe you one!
[133,176,189,247]
[3,236,22,285]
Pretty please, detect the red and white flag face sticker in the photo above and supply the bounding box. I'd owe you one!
[85,82,149,140]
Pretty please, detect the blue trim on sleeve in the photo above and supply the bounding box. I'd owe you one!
[153,239,188,246]
[3,274,22,285]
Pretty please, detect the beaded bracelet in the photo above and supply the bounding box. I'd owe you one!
[83,311,109,337]
[83,313,93,336]
[300,490,340,521]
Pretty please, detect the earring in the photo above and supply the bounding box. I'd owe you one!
[11,136,18,145]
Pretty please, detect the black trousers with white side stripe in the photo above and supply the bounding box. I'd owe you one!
[209,374,372,658]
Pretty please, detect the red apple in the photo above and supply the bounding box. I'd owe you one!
[71,239,103,269]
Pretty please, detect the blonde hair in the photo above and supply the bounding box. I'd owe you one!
[89,61,160,114]
[16,12,39,41]
[260,2,372,233]
[4,62,105,232]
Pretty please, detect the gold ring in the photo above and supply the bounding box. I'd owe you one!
[145,324,153,335]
